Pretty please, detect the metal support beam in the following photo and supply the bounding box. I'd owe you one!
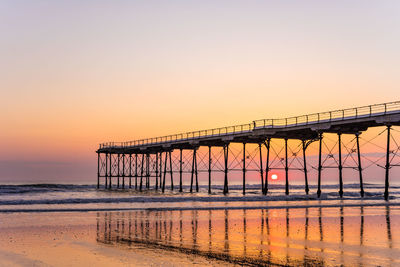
[317,133,323,198]
[190,149,196,193]
[242,143,246,195]
[129,154,132,189]
[109,153,112,189]
[97,152,100,189]
[146,154,150,189]
[264,139,271,195]
[105,153,108,189]
[208,146,212,194]
[355,133,364,197]
[285,138,289,195]
[155,153,159,190]
[162,152,167,193]
[302,140,309,195]
[384,125,391,200]
[140,154,144,191]
[223,144,229,195]
[195,149,199,192]
[258,143,263,194]
[169,151,174,190]
[338,133,343,198]
[122,154,125,189]
[179,149,183,192]
[117,154,120,188]
[134,154,138,190]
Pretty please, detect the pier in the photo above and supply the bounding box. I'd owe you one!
[97,101,400,200]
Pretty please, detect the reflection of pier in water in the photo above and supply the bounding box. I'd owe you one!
[96,207,399,266]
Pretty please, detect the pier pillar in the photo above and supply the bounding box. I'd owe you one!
[105,153,108,189]
[264,138,271,195]
[285,138,289,195]
[134,154,138,190]
[158,152,162,190]
[190,149,196,193]
[223,144,229,195]
[122,154,125,189]
[162,152,167,193]
[117,153,120,188]
[302,140,309,195]
[109,153,112,189]
[155,153,159,190]
[384,125,391,200]
[129,154,132,189]
[242,143,246,195]
[97,152,100,189]
[146,154,150,189]
[317,133,323,198]
[355,133,364,197]
[208,146,212,194]
[338,133,343,198]
[140,154,144,191]
[195,149,198,192]
[179,149,183,192]
[169,151,174,190]
[259,143,264,194]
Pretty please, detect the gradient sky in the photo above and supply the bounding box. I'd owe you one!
[1,1,399,183]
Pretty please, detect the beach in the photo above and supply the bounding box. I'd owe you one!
[1,186,399,267]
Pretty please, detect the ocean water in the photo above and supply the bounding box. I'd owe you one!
[0,183,399,212]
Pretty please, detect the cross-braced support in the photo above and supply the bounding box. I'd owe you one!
[109,153,112,189]
[134,154,138,190]
[223,144,229,195]
[190,148,197,193]
[105,153,108,189]
[122,154,125,189]
[155,153,159,190]
[384,125,391,200]
[146,154,150,189]
[117,153,120,188]
[129,154,132,189]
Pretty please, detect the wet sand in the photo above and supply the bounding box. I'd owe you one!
[1,206,399,266]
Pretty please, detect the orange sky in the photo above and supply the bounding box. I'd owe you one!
[1,1,399,183]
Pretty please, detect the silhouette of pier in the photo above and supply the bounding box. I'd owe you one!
[97,101,400,199]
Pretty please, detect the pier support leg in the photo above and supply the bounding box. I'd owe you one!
[140,154,144,191]
[169,151,174,191]
[285,138,289,195]
[159,152,162,190]
[338,133,343,198]
[134,154,138,190]
[190,149,195,193]
[223,144,229,195]
[122,154,125,189]
[155,153,158,190]
[195,149,198,192]
[109,153,112,189]
[355,133,364,197]
[129,154,132,189]
[179,149,183,192]
[117,154,120,188]
[97,152,100,189]
[259,143,264,194]
[384,125,391,200]
[105,153,108,189]
[264,138,271,195]
[208,146,212,194]
[146,154,150,189]
[302,140,309,195]
[162,152,167,193]
[317,133,323,198]
[242,143,246,195]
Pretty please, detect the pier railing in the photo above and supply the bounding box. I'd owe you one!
[99,101,400,149]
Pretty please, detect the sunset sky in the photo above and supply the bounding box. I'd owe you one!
[1,1,399,183]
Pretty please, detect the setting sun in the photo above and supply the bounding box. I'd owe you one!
[271,174,278,180]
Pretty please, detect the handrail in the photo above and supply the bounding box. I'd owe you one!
[99,101,400,149]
